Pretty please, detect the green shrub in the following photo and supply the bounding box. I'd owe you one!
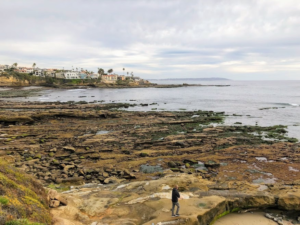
[5,219,44,225]
[0,196,9,205]
[0,160,52,224]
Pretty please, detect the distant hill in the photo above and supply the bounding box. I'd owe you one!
[150,77,230,81]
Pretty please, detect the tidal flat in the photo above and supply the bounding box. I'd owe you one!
[1,101,300,224]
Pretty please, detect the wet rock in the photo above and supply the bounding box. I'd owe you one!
[174,141,187,148]
[167,161,177,168]
[204,160,220,168]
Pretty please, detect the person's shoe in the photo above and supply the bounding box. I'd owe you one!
[171,215,176,217]
[175,214,180,217]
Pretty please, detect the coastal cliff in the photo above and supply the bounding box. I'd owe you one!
[0,75,30,86]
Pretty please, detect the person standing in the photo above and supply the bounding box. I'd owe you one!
[171,185,181,217]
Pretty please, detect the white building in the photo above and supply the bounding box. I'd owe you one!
[26,68,33,73]
[0,65,10,71]
[64,71,79,79]
[45,70,56,77]
[34,69,45,77]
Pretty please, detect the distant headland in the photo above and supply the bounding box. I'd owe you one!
[150,77,230,81]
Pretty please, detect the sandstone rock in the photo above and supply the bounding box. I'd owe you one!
[63,165,75,173]
[104,177,123,184]
[50,200,60,208]
[63,146,76,153]
[102,172,109,178]
[245,194,275,208]
[278,192,300,210]
[123,169,131,175]
[50,148,57,152]
[0,150,7,156]
[55,194,68,206]
[48,189,58,200]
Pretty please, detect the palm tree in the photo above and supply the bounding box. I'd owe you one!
[123,68,125,75]
[108,69,113,74]
[32,63,36,70]
[12,63,18,68]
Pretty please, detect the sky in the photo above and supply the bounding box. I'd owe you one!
[0,0,300,80]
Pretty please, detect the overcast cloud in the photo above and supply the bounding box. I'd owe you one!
[1,0,300,79]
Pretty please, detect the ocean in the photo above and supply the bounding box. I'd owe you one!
[8,80,300,139]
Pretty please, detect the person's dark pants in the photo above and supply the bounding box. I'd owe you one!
[172,201,180,215]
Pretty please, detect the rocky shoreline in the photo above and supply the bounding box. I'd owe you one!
[0,101,299,224]
[0,75,230,90]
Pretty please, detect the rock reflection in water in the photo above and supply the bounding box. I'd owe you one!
[214,212,277,225]
[96,130,110,135]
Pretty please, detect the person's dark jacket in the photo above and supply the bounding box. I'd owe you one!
[172,188,180,202]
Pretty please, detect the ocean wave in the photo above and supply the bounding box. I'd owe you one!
[275,103,299,107]
[67,89,86,92]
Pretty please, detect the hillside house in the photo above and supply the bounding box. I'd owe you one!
[102,74,118,83]
[132,76,141,81]
[64,71,79,79]
[55,72,65,79]
[117,75,126,81]
[78,73,87,79]
[89,74,99,79]
[34,69,45,77]
[45,70,56,77]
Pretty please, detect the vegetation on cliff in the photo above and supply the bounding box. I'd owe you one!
[0,71,101,87]
[0,160,51,225]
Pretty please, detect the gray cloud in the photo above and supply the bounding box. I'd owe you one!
[1,0,300,79]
